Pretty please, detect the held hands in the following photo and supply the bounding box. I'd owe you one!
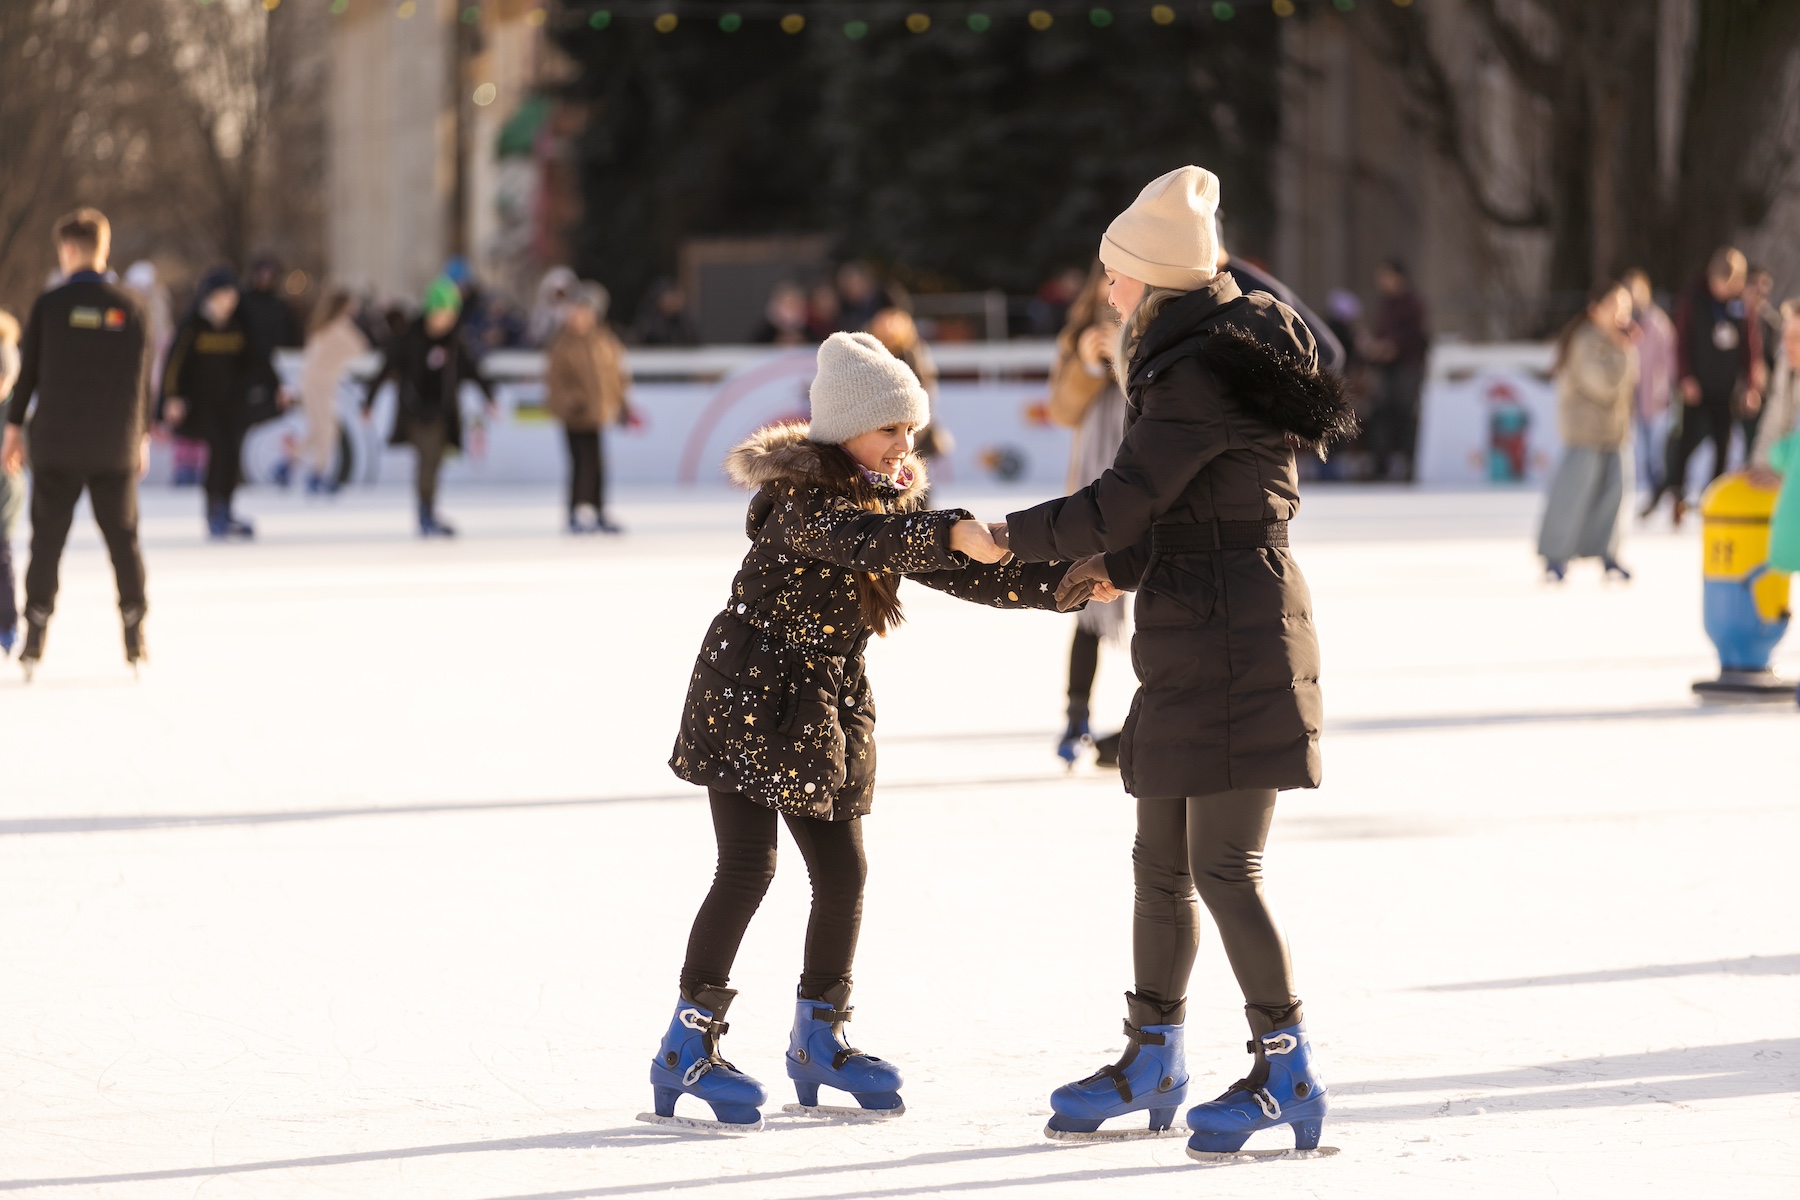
[950,519,1011,564]
[1680,377,1702,406]
[162,397,187,427]
[1055,554,1123,611]
[1,425,22,475]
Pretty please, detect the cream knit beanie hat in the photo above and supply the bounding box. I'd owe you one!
[1099,166,1221,291]
[807,331,932,445]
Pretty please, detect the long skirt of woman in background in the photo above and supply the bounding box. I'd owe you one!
[1537,445,1632,574]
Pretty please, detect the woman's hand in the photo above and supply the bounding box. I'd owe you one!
[951,519,1010,564]
[1055,554,1123,609]
[162,397,186,427]
[1076,325,1112,372]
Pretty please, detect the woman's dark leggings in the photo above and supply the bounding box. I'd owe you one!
[681,789,866,1000]
[1133,790,1298,1022]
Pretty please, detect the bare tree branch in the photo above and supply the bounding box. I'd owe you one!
[1351,8,1550,230]
[1462,0,1561,101]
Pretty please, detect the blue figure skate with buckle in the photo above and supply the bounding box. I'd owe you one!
[782,983,904,1118]
[1044,993,1189,1140]
[637,987,768,1133]
[1185,1014,1337,1162]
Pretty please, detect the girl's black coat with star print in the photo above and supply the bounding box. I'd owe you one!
[670,423,1074,821]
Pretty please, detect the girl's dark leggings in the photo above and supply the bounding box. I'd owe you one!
[681,789,866,1001]
[1133,790,1298,1019]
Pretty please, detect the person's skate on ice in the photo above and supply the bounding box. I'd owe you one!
[645,331,1111,1132]
[995,166,1357,1160]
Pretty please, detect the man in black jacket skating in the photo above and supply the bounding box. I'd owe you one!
[1,208,154,679]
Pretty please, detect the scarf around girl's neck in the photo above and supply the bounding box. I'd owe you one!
[858,462,915,494]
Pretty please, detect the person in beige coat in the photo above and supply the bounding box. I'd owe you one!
[545,282,629,533]
[1045,264,1129,767]
[298,290,369,494]
[1538,281,1639,581]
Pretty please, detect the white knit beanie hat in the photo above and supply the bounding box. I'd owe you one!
[1099,166,1221,291]
[807,331,932,445]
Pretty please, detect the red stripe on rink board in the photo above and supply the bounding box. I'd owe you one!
[677,351,819,484]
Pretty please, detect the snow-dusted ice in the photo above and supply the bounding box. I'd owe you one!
[0,482,1794,1199]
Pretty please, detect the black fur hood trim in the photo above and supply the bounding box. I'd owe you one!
[1197,326,1360,456]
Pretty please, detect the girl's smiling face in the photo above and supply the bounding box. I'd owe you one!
[840,422,918,477]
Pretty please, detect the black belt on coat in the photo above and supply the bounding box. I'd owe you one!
[1150,520,1289,553]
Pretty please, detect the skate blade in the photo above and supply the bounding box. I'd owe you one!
[781,1102,905,1120]
[633,1111,764,1135]
[1186,1146,1340,1164]
[1044,1123,1186,1143]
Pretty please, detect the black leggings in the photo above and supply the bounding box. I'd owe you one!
[1132,791,1297,1019]
[565,427,605,517]
[681,789,867,1000]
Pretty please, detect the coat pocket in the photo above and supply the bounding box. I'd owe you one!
[1140,554,1218,624]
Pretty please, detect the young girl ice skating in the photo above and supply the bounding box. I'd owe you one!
[996,166,1356,1159]
[647,331,1093,1131]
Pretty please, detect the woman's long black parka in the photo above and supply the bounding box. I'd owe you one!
[1006,274,1355,800]
[671,423,1074,821]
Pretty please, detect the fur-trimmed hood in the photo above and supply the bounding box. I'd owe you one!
[1196,327,1360,456]
[724,421,930,506]
[1130,276,1359,456]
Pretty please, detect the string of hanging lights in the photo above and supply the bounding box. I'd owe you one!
[514,0,1411,35]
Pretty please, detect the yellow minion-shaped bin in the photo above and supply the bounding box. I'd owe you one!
[1693,473,1792,696]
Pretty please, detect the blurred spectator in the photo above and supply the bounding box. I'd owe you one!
[867,307,949,495]
[1537,280,1638,582]
[239,256,303,352]
[752,281,813,345]
[1027,268,1086,337]
[1324,289,1362,371]
[1044,264,1127,767]
[1744,264,1780,448]
[835,262,891,331]
[161,266,282,539]
[1647,247,1760,525]
[1362,260,1430,482]
[464,288,527,355]
[299,289,370,495]
[121,262,174,395]
[545,282,630,534]
[530,266,578,346]
[360,277,497,538]
[632,279,699,345]
[0,308,20,652]
[1750,298,1800,486]
[1624,269,1676,495]
[807,282,843,341]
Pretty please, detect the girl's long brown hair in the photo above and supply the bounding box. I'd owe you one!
[814,442,908,636]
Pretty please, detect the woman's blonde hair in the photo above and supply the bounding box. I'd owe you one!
[1112,285,1190,389]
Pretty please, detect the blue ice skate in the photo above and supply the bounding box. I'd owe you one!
[1045,993,1188,1140]
[1185,1018,1332,1161]
[783,984,904,1117]
[1056,715,1092,766]
[639,987,767,1132]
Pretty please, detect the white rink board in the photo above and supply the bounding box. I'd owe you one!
[0,485,1794,1199]
[151,345,1075,492]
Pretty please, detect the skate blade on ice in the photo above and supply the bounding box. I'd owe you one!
[634,1111,764,1135]
[1044,1123,1186,1143]
[781,1102,905,1120]
[1186,1145,1340,1165]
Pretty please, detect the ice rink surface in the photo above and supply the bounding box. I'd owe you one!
[0,481,1795,1199]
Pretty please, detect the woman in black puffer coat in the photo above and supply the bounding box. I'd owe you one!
[999,167,1356,1154]
[646,332,1082,1131]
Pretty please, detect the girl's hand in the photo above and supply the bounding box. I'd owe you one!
[1076,325,1112,370]
[951,519,1009,564]
[1056,554,1121,609]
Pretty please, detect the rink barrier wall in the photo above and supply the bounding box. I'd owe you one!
[139,340,1566,490]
